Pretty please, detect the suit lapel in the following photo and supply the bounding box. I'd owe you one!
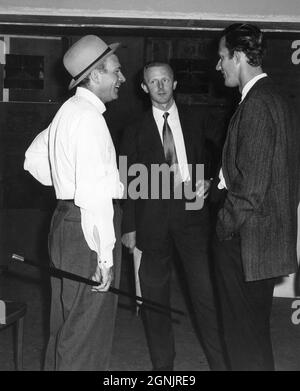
[142,105,196,165]
[222,77,269,186]
[142,110,165,163]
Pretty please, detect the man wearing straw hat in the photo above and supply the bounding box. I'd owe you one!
[24,35,126,370]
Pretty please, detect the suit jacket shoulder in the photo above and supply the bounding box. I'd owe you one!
[243,77,285,108]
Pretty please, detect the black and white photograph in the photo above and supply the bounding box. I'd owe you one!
[0,0,300,379]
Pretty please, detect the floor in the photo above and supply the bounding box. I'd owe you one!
[1,257,300,372]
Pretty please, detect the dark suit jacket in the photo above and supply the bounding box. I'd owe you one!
[216,77,299,281]
[120,105,210,251]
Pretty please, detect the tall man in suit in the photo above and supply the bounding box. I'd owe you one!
[213,23,299,370]
[121,62,227,371]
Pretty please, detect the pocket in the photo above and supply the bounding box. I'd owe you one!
[247,212,271,226]
[64,217,81,223]
[61,218,92,275]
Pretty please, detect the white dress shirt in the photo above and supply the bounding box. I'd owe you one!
[152,102,190,183]
[218,73,268,190]
[24,87,123,268]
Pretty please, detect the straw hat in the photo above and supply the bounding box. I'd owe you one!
[63,35,120,90]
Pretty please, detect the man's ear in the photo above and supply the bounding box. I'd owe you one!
[173,80,177,91]
[141,82,149,94]
[90,68,101,84]
[233,50,243,64]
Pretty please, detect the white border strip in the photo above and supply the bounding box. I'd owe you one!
[0,7,300,24]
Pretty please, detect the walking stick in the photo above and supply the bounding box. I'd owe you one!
[11,254,185,316]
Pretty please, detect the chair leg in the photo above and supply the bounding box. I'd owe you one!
[14,316,24,371]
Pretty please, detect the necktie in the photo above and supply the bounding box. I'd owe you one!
[162,112,178,166]
[162,112,182,191]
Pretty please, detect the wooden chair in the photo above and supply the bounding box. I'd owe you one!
[0,300,27,370]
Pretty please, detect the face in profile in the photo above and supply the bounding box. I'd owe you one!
[97,54,126,103]
[142,65,177,110]
[216,37,240,88]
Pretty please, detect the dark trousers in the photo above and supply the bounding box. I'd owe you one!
[213,235,275,371]
[139,203,227,371]
[44,200,121,371]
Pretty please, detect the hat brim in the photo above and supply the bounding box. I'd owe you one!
[68,42,120,90]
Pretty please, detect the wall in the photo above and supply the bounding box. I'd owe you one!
[0,2,299,295]
[0,0,300,23]
[0,33,146,211]
[1,32,299,211]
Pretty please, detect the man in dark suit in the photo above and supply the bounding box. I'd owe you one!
[213,23,299,370]
[120,62,227,371]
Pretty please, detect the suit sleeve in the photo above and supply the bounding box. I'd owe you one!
[217,98,275,240]
[120,124,138,234]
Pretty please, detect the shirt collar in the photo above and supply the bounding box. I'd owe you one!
[240,73,268,103]
[152,101,177,121]
[75,86,106,114]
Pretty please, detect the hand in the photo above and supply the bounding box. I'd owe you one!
[195,179,212,199]
[91,263,113,292]
[121,231,136,253]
